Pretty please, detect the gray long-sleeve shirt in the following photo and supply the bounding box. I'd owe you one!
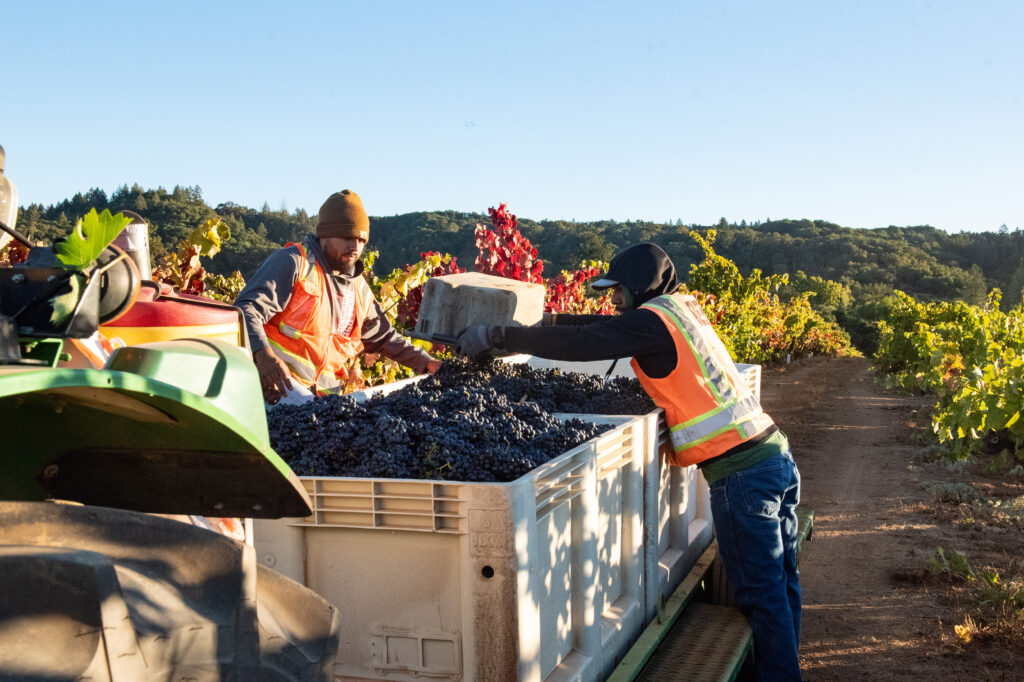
[234,234,434,383]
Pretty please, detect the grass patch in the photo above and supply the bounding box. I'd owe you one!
[926,547,1024,654]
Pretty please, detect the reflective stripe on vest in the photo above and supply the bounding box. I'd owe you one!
[668,392,765,452]
[267,249,322,384]
[642,295,738,404]
[266,336,318,384]
[632,293,774,466]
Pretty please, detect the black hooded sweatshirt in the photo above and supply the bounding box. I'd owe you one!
[499,242,778,467]
[499,242,681,378]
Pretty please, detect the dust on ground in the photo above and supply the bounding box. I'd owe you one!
[758,356,1024,681]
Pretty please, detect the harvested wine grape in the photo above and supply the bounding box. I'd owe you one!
[266,357,653,481]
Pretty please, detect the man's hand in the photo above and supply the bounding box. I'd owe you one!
[455,325,494,359]
[426,359,442,374]
[254,348,294,403]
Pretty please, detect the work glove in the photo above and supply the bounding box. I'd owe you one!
[456,325,496,359]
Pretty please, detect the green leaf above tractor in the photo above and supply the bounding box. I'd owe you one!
[54,209,132,269]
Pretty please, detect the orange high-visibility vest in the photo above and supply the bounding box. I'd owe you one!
[263,242,371,393]
[631,293,775,467]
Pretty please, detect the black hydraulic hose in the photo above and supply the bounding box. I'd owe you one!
[8,270,76,321]
[0,219,34,248]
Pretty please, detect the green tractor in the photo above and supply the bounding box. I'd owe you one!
[0,145,340,681]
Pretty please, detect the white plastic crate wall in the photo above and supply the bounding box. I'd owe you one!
[516,356,744,619]
[254,414,648,682]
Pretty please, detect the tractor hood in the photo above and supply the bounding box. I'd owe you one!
[0,338,312,519]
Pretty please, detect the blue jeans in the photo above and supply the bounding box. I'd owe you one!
[710,449,802,682]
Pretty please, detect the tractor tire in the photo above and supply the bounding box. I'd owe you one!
[0,501,340,682]
[708,551,737,607]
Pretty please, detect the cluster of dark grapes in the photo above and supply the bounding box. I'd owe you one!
[266,357,650,482]
[431,357,655,415]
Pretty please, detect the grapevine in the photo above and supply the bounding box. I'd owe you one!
[544,261,616,315]
[684,230,855,362]
[473,203,615,313]
[875,289,1024,458]
[474,203,544,283]
[350,249,465,391]
[0,240,30,267]
[151,218,245,301]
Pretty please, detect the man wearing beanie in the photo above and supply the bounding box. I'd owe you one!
[235,190,440,403]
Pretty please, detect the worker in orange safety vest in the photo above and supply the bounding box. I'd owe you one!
[456,242,803,681]
[235,190,440,403]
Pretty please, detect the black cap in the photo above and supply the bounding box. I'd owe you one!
[591,243,679,306]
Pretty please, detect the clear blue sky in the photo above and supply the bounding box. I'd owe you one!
[4,1,1021,232]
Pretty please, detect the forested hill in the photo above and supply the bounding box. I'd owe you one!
[13,184,1024,308]
[371,213,1024,307]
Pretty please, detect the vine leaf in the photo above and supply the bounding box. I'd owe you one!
[49,273,85,325]
[187,217,229,258]
[55,209,132,269]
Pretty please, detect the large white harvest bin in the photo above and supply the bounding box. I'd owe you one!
[254,413,648,682]
[735,362,762,402]
[519,357,761,620]
[645,416,713,617]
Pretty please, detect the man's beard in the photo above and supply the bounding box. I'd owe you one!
[329,257,357,276]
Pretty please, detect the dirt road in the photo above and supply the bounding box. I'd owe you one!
[758,356,1019,680]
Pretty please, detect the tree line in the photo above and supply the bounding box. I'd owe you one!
[12,183,1024,354]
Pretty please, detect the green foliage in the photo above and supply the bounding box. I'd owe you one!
[187,217,230,258]
[20,192,1022,302]
[44,208,131,326]
[782,271,854,317]
[54,209,132,269]
[545,260,615,315]
[366,250,454,334]
[687,229,786,301]
[921,480,982,504]
[875,289,1024,458]
[202,270,247,303]
[683,230,856,363]
[48,272,84,326]
[929,549,1024,647]
[151,217,245,301]
[350,249,462,390]
[874,291,991,392]
[929,546,976,581]
[974,569,1024,613]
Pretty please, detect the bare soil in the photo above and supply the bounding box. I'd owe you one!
[758,356,1024,681]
